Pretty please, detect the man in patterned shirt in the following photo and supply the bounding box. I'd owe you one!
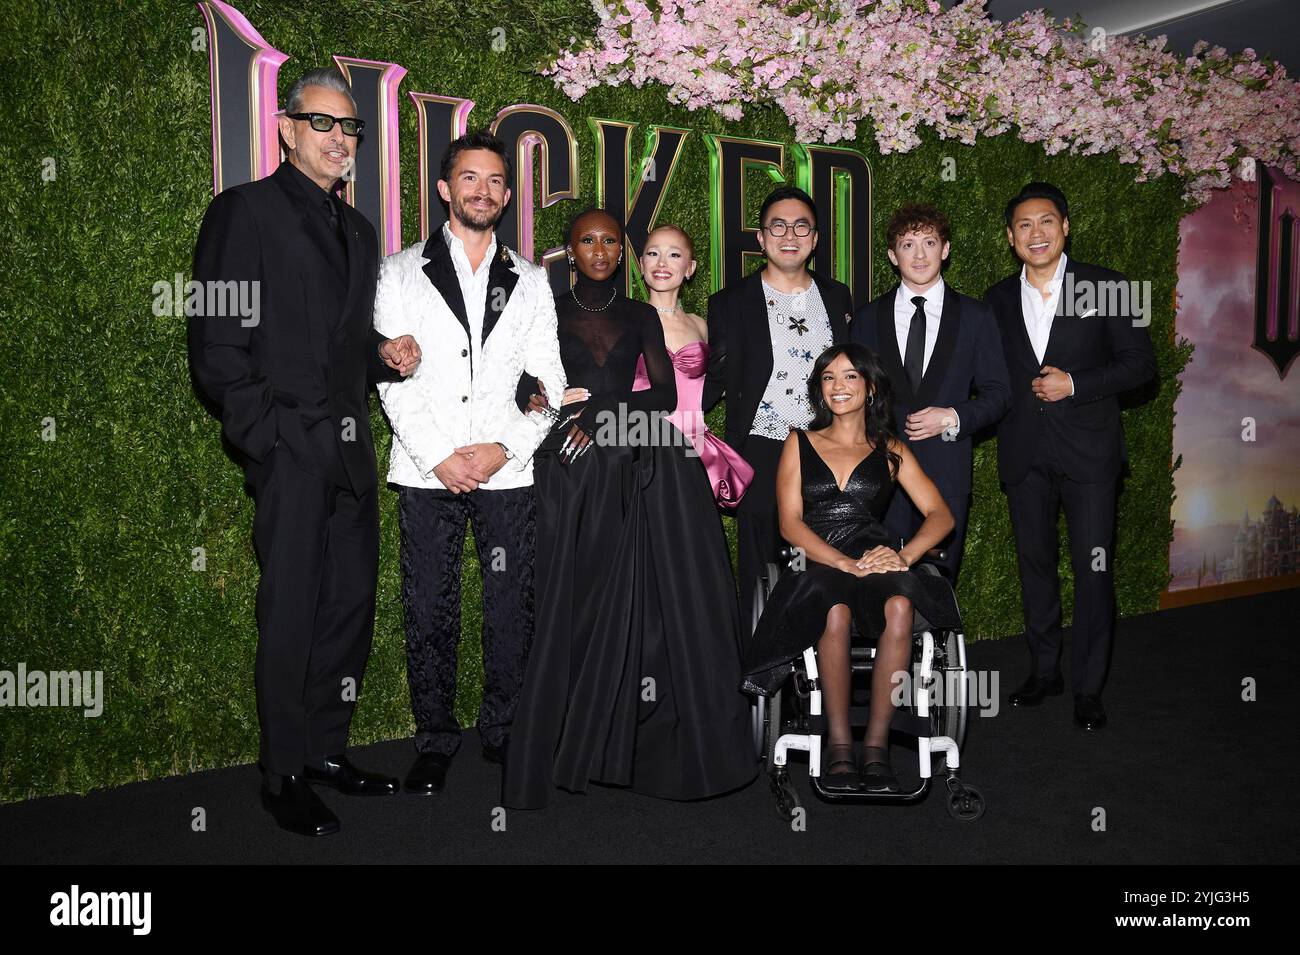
[703,185,854,620]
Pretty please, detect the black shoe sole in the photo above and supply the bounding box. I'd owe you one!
[303,777,400,796]
[403,782,447,796]
[260,791,341,836]
[1009,683,1065,707]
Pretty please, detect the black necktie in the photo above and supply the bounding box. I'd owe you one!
[904,294,926,392]
[323,196,347,257]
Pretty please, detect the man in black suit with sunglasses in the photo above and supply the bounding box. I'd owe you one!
[189,67,421,836]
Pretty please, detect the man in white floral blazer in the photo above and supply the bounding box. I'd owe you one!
[372,130,566,794]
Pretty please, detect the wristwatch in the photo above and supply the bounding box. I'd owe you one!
[496,442,513,461]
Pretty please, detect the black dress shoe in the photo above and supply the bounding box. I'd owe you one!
[859,747,900,794]
[1008,671,1065,707]
[481,741,505,765]
[404,752,452,795]
[1074,695,1107,730]
[260,772,340,837]
[303,754,399,796]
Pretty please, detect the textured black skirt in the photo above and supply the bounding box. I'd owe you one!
[741,560,962,696]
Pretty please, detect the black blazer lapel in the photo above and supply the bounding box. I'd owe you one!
[1041,258,1074,368]
[274,163,348,295]
[421,234,471,343]
[810,270,850,343]
[333,201,365,337]
[914,284,961,408]
[874,286,913,404]
[744,270,772,399]
[996,277,1038,368]
[483,241,520,347]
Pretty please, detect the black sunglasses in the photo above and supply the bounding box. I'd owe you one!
[286,112,365,136]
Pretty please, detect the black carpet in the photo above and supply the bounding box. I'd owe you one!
[3,588,1296,865]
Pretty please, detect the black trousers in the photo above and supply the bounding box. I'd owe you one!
[397,484,536,756]
[1004,434,1117,698]
[883,488,971,584]
[736,435,788,631]
[249,445,379,775]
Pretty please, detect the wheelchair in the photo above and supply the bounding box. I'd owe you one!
[749,550,986,822]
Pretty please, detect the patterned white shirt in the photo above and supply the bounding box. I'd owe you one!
[750,277,834,441]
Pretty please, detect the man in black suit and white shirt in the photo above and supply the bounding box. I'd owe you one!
[702,185,854,620]
[851,203,1010,583]
[984,182,1156,731]
[190,68,421,836]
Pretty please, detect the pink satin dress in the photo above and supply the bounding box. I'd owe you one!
[633,339,753,509]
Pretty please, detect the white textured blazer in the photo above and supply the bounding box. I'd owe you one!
[372,232,566,491]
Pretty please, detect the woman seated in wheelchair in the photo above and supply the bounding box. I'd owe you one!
[742,343,960,792]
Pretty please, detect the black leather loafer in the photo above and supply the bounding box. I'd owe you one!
[303,754,399,796]
[261,772,340,837]
[404,752,452,795]
[1073,695,1107,731]
[1008,671,1065,707]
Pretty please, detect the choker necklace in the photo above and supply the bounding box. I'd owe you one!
[654,303,682,316]
[571,285,617,312]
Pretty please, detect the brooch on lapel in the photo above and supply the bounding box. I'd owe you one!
[499,245,511,264]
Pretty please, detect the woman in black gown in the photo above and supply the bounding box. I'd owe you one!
[503,209,757,809]
[742,343,960,792]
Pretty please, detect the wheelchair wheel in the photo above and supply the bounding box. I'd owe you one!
[770,769,801,820]
[917,628,968,774]
[751,563,783,761]
[764,684,784,764]
[945,777,985,822]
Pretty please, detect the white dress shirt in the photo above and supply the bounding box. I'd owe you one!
[1018,252,1074,395]
[444,221,494,376]
[894,277,959,437]
[894,277,944,376]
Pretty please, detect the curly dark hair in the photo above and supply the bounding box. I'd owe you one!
[886,202,950,249]
[805,343,902,479]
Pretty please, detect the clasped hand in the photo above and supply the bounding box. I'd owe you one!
[432,443,507,494]
[837,545,908,577]
[904,406,957,440]
[1032,365,1071,402]
[380,334,421,376]
[528,381,595,465]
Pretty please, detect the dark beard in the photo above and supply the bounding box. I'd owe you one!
[453,195,502,231]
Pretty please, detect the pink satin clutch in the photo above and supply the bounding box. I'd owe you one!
[633,342,753,509]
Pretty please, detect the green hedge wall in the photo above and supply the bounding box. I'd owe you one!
[0,0,1189,801]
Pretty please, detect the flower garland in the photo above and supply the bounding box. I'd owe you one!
[542,0,1300,202]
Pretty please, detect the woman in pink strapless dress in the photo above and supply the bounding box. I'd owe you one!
[634,227,753,508]
[632,341,753,508]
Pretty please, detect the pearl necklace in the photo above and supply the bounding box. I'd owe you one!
[571,285,617,312]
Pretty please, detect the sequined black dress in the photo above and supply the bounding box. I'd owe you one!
[741,430,962,696]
